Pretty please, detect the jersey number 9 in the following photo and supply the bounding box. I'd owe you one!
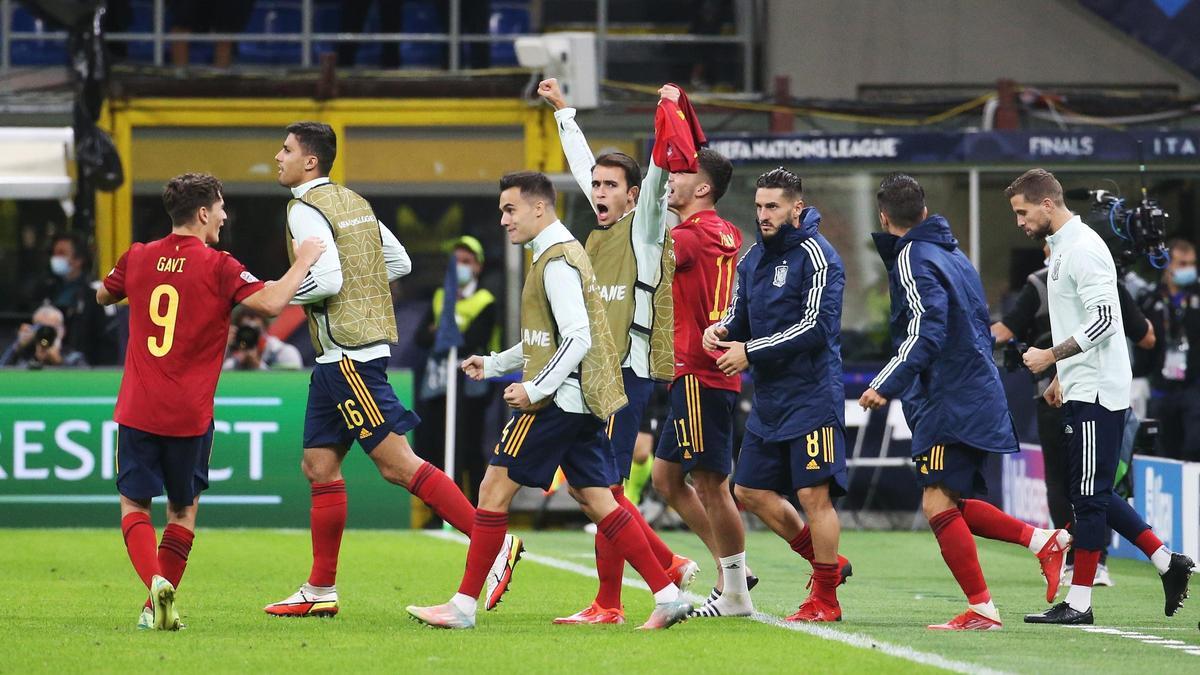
[148,283,180,357]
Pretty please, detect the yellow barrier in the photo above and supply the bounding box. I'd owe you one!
[95,97,561,274]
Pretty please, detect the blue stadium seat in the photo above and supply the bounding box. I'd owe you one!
[354,2,384,67]
[125,0,156,64]
[400,1,444,69]
[9,7,67,66]
[238,1,303,65]
[125,2,216,65]
[488,1,530,66]
[309,0,343,63]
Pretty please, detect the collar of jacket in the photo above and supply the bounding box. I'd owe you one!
[758,205,821,253]
[871,214,957,269]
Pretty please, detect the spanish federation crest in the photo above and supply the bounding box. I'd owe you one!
[773,264,788,287]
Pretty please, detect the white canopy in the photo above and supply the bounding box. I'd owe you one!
[0,127,73,199]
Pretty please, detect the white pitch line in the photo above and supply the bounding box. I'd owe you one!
[1068,625,1200,655]
[423,531,1009,675]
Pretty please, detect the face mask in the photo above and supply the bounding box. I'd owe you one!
[455,263,473,286]
[49,255,71,277]
[1172,266,1197,287]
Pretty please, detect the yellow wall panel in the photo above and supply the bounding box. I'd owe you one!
[130,137,525,184]
[345,138,524,183]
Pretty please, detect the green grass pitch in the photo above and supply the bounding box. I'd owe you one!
[3,527,1198,673]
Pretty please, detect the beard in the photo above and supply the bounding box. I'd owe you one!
[1028,214,1054,239]
[758,219,782,239]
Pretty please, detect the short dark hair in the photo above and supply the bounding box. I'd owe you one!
[593,153,641,192]
[50,232,85,261]
[286,121,337,176]
[755,166,803,201]
[1168,237,1195,256]
[232,304,266,325]
[1004,168,1064,206]
[499,170,556,206]
[876,173,926,229]
[162,172,224,226]
[697,148,733,204]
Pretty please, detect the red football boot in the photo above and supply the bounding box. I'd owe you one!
[552,602,626,625]
[785,596,842,622]
[1036,529,1071,602]
[665,555,700,592]
[928,608,1002,631]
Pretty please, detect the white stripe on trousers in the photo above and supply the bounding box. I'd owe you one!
[1080,420,1095,496]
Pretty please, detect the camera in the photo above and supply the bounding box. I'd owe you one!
[34,324,57,348]
[1001,340,1028,373]
[234,324,261,351]
[1071,187,1170,271]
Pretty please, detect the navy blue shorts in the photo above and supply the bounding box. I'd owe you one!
[735,426,848,497]
[491,403,619,490]
[1063,401,1124,501]
[116,422,213,505]
[606,368,656,479]
[655,375,737,476]
[913,443,989,498]
[304,356,421,453]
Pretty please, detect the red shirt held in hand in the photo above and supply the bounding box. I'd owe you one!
[653,84,707,173]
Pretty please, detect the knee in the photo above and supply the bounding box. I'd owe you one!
[1070,493,1107,519]
[573,488,614,519]
[921,487,959,521]
[476,475,508,512]
[651,464,679,496]
[300,456,324,483]
[377,461,414,487]
[732,484,762,510]
[796,487,831,514]
[566,486,587,506]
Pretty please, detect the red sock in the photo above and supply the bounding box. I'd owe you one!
[811,562,840,605]
[146,524,195,609]
[788,525,814,561]
[929,508,990,605]
[598,508,672,594]
[1134,529,1165,558]
[613,486,673,568]
[158,523,195,586]
[458,510,508,598]
[593,530,625,609]
[307,480,347,587]
[121,512,161,589]
[959,499,1034,547]
[410,462,476,536]
[1072,548,1101,587]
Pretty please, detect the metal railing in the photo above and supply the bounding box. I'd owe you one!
[0,0,759,92]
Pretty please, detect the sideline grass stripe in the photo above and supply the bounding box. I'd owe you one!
[424,530,1009,675]
[0,494,281,504]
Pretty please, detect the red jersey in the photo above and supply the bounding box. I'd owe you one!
[104,233,265,436]
[670,209,743,392]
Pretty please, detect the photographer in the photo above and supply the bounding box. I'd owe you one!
[222,306,303,371]
[0,305,88,368]
[19,233,117,365]
[992,243,1153,586]
[1140,238,1200,461]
